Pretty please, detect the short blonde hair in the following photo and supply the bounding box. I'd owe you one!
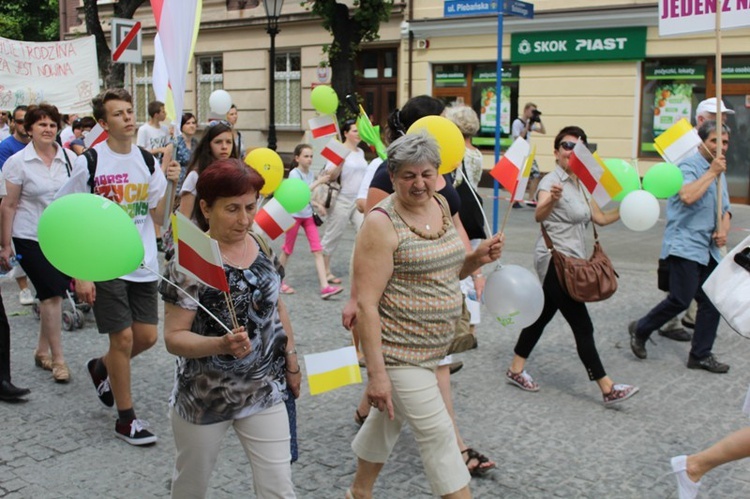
[445,105,479,138]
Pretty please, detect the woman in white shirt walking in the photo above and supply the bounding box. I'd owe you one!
[321,120,368,285]
[0,104,77,383]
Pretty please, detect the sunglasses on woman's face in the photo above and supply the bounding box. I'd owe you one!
[559,141,577,151]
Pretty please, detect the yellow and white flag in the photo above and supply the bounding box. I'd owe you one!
[654,118,702,164]
[304,346,362,395]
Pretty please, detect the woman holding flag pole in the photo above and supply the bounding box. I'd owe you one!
[503,126,639,406]
[160,158,299,498]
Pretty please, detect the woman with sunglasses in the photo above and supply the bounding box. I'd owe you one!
[178,121,237,220]
[504,126,639,406]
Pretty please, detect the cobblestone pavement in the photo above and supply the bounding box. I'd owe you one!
[2,195,750,498]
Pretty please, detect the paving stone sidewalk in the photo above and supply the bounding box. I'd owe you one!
[1,198,749,498]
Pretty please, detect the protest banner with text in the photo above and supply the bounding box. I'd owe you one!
[0,35,99,114]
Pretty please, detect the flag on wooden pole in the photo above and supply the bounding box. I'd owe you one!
[252,198,295,240]
[304,346,362,395]
[308,115,338,139]
[320,138,352,165]
[490,137,531,195]
[568,142,623,208]
[512,145,535,202]
[654,118,702,164]
[172,212,229,292]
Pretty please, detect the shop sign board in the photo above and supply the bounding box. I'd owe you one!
[659,0,750,36]
[474,65,519,82]
[435,64,467,87]
[645,65,706,80]
[511,27,647,63]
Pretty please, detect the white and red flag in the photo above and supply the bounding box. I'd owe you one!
[320,138,351,165]
[568,141,623,208]
[512,145,536,202]
[84,123,108,149]
[309,115,338,139]
[252,198,295,240]
[171,212,229,292]
[490,137,531,195]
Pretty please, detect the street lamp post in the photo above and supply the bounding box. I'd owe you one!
[263,0,284,151]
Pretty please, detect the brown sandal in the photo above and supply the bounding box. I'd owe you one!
[34,350,52,371]
[461,448,496,477]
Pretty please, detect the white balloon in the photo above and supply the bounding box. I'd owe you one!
[209,90,233,115]
[483,265,544,329]
[620,190,660,231]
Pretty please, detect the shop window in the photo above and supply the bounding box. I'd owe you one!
[128,59,156,124]
[197,55,224,124]
[274,52,301,127]
[433,63,519,149]
[639,59,706,157]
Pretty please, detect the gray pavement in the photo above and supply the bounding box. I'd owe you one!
[2,193,750,498]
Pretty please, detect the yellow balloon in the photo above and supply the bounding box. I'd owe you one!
[407,116,465,174]
[244,148,284,195]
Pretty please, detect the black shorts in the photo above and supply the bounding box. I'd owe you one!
[92,279,158,334]
[13,238,71,301]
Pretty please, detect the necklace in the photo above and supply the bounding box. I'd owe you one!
[219,237,248,268]
[394,201,450,240]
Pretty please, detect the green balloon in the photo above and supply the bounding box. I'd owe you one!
[38,193,144,281]
[643,162,684,199]
[604,158,640,202]
[274,178,311,214]
[310,85,339,115]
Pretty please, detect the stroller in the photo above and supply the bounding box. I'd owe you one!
[32,283,92,331]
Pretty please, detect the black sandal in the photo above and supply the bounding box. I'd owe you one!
[354,409,368,426]
[461,448,496,477]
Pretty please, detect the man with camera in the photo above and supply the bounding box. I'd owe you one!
[511,103,546,207]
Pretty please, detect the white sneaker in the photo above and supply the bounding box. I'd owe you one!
[671,455,701,499]
[19,288,34,306]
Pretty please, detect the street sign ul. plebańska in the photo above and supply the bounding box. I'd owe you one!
[444,0,499,17]
[503,0,533,19]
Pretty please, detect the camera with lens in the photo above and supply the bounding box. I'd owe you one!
[529,109,542,124]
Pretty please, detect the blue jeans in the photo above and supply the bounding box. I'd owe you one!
[635,255,719,359]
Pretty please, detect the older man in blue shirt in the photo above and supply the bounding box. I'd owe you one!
[629,120,731,373]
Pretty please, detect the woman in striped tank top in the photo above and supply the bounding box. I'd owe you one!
[346,133,503,499]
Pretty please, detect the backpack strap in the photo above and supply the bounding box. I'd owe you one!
[85,146,155,194]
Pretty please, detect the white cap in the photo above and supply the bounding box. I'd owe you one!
[696,97,735,117]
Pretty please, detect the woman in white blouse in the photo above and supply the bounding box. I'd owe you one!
[321,120,369,284]
[0,104,77,383]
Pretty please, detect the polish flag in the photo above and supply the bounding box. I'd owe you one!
[320,138,351,165]
[309,115,338,139]
[172,212,229,292]
[252,198,295,240]
[490,137,531,194]
[568,141,623,208]
[84,124,108,149]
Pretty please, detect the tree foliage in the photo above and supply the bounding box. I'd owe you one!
[305,0,393,118]
[0,0,60,42]
[82,0,148,88]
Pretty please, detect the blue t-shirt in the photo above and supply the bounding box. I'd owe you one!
[0,136,26,169]
[661,151,730,265]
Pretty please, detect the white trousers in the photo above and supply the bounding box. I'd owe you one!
[170,403,295,499]
[321,196,363,256]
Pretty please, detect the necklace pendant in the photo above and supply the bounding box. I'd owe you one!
[425,224,431,230]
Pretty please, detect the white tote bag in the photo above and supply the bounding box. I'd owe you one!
[702,234,750,335]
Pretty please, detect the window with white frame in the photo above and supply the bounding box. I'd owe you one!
[274,52,301,127]
[129,59,155,124]
[197,55,224,123]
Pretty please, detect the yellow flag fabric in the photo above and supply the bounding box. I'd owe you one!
[304,346,362,396]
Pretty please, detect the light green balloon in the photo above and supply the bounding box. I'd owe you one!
[38,193,144,281]
[604,158,640,202]
[274,178,311,214]
[310,85,339,115]
[643,162,684,199]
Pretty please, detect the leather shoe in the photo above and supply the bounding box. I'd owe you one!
[0,380,31,401]
[658,327,692,342]
[681,318,695,330]
[687,354,729,373]
[629,321,647,359]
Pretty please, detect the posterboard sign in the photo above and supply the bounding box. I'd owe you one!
[659,2,750,36]
[0,35,99,115]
